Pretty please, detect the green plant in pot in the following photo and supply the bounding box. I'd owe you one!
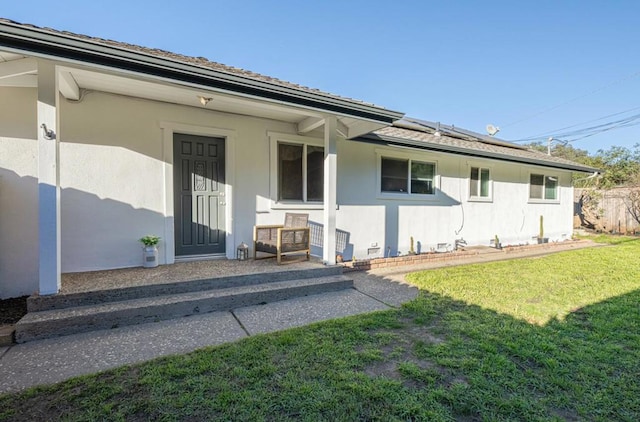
[139,235,160,247]
[538,216,549,244]
[139,235,160,268]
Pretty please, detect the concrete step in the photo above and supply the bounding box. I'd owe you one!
[0,325,14,346]
[15,274,353,343]
[28,266,343,312]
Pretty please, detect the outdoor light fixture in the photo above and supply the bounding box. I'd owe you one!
[236,242,249,261]
[40,123,56,140]
[198,96,213,106]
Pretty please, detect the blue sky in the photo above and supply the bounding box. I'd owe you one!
[3,1,640,154]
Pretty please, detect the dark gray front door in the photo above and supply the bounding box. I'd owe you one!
[173,133,226,256]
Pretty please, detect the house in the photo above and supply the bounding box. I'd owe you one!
[0,19,597,299]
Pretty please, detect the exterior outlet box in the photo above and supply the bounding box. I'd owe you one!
[367,247,381,256]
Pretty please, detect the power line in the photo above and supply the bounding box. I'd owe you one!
[500,69,640,129]
[513,105,640,142]
[553,114,640,139]
[509,109,640,145]
[565,118,640,144]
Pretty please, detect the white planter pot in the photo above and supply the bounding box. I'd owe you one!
[142,246,159,268]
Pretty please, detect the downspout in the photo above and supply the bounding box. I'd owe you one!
[573,171,599,184]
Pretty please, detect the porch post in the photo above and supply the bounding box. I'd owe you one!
[37,60,61,295]
[323,116,337,265]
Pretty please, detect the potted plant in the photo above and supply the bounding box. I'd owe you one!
[538,215,549,244]
[139,235,160,268]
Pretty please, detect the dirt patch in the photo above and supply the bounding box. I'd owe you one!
[365,360,403,380]
[0,296,28,326]
[550,408,580,421]
[404,324,446,344]
[359,322,459,391]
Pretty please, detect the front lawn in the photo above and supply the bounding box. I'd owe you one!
[1,236,639,421]
[406,237,639,325]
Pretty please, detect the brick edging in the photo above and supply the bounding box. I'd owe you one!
[342,250,480,272]
[341,240,584,272]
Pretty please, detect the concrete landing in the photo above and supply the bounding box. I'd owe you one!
[235,288,390,335]
[0,275,417,394]
[0,312,246,393]
[16,275,353,343]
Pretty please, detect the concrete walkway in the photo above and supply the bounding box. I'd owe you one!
[0,272,417,394]
[0,240,598,394]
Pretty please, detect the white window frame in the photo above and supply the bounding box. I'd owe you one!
[269,132,324,210]
[376,149,440,201]
[468,165,493,202]
[528,172,560,203]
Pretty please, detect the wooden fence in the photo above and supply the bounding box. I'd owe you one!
[574,188,640,233]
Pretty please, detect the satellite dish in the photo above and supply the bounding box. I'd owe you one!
[486,124,500,136]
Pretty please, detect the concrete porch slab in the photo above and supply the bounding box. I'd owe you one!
[61,257,325,294]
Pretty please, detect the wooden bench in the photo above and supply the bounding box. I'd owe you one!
[253,213,310,264]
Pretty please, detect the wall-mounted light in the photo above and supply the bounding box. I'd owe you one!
[198,96,213,106]
[40,123,56,140]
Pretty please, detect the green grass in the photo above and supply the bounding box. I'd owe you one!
[1,235,639,421]
[406,238,640,325]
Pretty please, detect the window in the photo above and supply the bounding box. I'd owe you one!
[278,142,324,202]
[529,174,558,200]
[381,158,408,193]
[381,157,435,195]
[470,167,490,198]
[306,145,324,201]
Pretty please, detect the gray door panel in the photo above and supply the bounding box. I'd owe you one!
[174,134,226,256]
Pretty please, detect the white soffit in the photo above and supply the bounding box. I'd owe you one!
[0,49,389,137]
[66,67,322,124]
[0,51,25,62]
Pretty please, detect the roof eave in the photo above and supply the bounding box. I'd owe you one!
[0,20,404,124]
[356,133,600,173]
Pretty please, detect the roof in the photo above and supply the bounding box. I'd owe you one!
[0,18,601,174]
[0,18,403,123]
[357,118,599,173]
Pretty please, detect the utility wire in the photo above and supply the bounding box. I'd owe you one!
[510,111,640,144]
[565,119,640,143]
[512,105,640,142]
[553,114,640,139]
[500,69,640,129]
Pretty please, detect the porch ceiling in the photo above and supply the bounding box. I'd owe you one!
[0,50,23,61]
[0,51,387,138]
[70,66,311,124]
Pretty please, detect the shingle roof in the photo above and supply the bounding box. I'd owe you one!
[0,18,403,121]
[0,18,600,174]
[362,120,599,173]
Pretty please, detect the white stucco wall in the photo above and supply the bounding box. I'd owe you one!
[59,91,296,272]
[335,139,574,260]
[0,88,39,298]
[0,85,575,298]
[0,86,299,297]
